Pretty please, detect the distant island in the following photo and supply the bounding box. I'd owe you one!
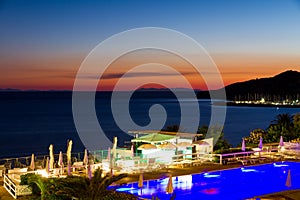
[197,70,300,107]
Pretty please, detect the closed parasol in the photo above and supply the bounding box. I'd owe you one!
[67,161,71,176]
[138,173,144,188]
[87,164,92,180]
[83,149,88,166]
[45,157,50,174]
[67,140,73,164]
[166,175,174,194]
[58,151,63,175]
[286,169,292,187]
[241,138,246,152]
[112,136,118,160]
[29,153,35,171]
[279,135,284,147]
[258,137,263,149]
[49,144,54,170]
[58,151,63,167]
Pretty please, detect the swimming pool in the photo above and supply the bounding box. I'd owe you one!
[114,161,300,200]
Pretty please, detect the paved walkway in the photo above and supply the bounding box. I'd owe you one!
[250,190,300,200]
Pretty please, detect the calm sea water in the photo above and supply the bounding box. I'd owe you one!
[0,91,299,158]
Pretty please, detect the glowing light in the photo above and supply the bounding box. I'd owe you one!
[176,175,192,190]
[203,173,220,178]
[273,163,289,167]
[202,188,219,195]
[241,168,258,173]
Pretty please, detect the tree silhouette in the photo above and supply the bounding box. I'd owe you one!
[23,168,134,200]
[271,113,293,128]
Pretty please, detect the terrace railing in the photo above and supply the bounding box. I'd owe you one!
[3,173,32,199]
[216,147,282,165]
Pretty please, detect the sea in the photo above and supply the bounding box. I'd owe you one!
[1,91,300,159]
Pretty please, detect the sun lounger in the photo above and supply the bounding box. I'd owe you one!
[171,160,193,168]
[191,160,203,166]
[7,168,28,184]
[223,157,240,165]
[72,161,84,172]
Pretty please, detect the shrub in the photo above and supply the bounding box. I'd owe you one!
[20,173,40,196]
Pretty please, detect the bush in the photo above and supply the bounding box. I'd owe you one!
[103,191,138,200]
[20,173,40,196]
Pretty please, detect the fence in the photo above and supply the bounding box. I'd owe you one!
[3,173,32,199]
[215,145,283,165]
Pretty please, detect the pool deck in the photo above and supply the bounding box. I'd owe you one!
[115,161,242,185]
[1,160,300,199]
[116,160,300,200]
[250,189,300,200]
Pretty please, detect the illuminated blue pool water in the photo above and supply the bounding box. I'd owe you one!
[114,162,300,200]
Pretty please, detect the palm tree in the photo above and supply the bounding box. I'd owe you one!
[268,113,294,142]
[28,174,48,200]
[25,174,65,200]
[293,113,300,130]
[59,168,130,199]
[24,168,133,200]
[271,113,293,129]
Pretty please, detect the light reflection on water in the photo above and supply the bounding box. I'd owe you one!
[113,161,300,200]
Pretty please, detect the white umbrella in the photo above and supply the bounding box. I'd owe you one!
[241,138,246,152]
[67,161,71,176]
[286,169,292,187]
[45,157,50,174]
[166,175,174,194]
[49,144,54,170]
[87,164,92,180]
[258,137,263,149]
[29,153,35,170]
[112,136,118,159]
[58,151,63,167]
[83,149,88,166]
[138,173,144,188]
[131,145,134,157]
[279,136,284,147]
[58,151,63,175]
[67,140,73,164]
[111,137,118,171]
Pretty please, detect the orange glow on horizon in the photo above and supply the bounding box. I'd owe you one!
[1,52,299,91]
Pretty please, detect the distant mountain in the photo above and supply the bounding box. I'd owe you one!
[197,70,300,101]
[137,87,201,92]
[0,88,21,92]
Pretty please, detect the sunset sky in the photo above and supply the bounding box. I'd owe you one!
[0,0,300,90]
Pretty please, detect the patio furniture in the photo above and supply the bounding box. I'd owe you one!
[7,168,28,184]
[72,161,84,172]
[0,164,5,177]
